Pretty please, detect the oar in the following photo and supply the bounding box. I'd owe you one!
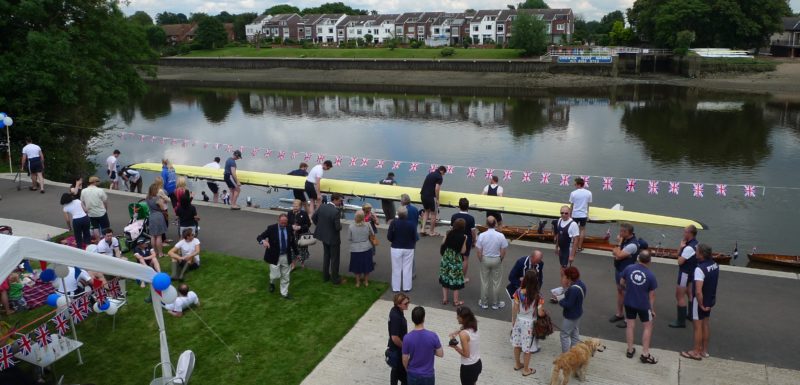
[510,224,536,244]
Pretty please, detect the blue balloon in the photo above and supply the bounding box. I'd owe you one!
[47,293,61,307]
[40,268,56,282]
[152,272,171,291]
[99,301,110,311]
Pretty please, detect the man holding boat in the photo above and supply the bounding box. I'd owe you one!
[419,166,446,236]
[669,225,699,328]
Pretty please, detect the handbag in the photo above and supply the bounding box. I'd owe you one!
[369,232,380,247]
[533,295,554,339]
[297,233,316,247]
[384,347,401,368]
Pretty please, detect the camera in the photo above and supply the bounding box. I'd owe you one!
[448,338,459,347]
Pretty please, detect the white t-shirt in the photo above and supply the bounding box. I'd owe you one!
[175,238,201,265]
[306,164,324,183]
[203,161,220,169]
[475,228,509,257]
[483,184,504,195]
[681,245,696,259]
[96,237,120,256]
[53,267,91,294]
[569,188,593,218]
[165,291,199,313]
[21,143,42,159]
[106,155,118,173]
[124,169,141,183]
[557,218,580,238]
[81,185,108,217]
[62,199,87,219]
[694,266,705,281]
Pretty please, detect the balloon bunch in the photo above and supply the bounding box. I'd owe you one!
[152,272,178,305]
[0,112,12,128]
[44,263,122,315]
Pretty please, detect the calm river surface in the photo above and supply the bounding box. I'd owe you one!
[96,85,800,263]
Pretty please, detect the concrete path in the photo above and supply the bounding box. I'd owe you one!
[301,299,799,385]
[1,175,798,371]
[0,217,65,240]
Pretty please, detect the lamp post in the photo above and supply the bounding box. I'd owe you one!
[0,112,13,173]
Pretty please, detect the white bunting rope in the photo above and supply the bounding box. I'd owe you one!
[116,130,778,199]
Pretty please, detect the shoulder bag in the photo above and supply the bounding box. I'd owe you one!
[533,294,555,339]
[369,227,380,247]
[298,233,317,247]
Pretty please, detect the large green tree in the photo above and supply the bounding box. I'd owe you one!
[510,12,549,56]
[195,16,228,49]
[233,13,258,41]
[518,0,549,9]
[265,4,301,15]
[0,0,156,179]
[301,2,368,15]
[155,11,188,25]
[627,0,791,48]
[129,11,154,26]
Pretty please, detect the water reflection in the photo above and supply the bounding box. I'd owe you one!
[139,89,172,121]
[197,90,236,123]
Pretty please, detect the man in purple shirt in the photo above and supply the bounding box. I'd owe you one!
[402,306,443,385]
[620,250,658,365]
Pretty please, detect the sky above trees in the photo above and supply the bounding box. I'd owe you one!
[123,0,798,22]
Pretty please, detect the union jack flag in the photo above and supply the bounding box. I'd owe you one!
[79,296,90,317]
[429,164,438,173]
[467,167,477,178]
[160,137,166,145]
[264,149,273,158]
[225,144,234,152]
[35,324,50,348]
[303,152,312,162]
[375,160,385,169]
[521,171,532,183]
[392,161,401,170]
[140,135,146,142]
[239,146,245,154]
[109,279,122,298]
[0,345,15,370]
[291,151,299,160]
[151,136,157,143]
[715,184,727,197]
[483,169,494,180]
[744,185,757,198]
[626,179,637,192]
[581,176,590,188]
[350,156,357,166]
[647,180,659,195]
[446,165,455,174]
[692,183,704,198]
[69,300,86,323]
[171,138,178,146]
[602,177,613,191]
[503,170,513,181]
[334,156,342,166]
[540,172,551,184]
[409,162,419,172]
[669,182,680,195]
[278,151,286,160]
[53,313,70,336]
[560,174,570,186]
[317,154,325,164]
[17,334,33,356]
[361,158,370,167]
[95,288,108,306]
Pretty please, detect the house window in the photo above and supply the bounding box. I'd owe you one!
[445,28,450,33]
[473,25,479,32]
[497,25,504,32]
[473,34,479,41]
[385,29,391,33]
[367,29,371,34]
[434,28,440,34]
[357,29,362,35]
[329,28,334,33]
[485,25,492,30]
[338,30,343,35]
[408,26,414,32]
[298,28,303,35]
[417,26,424,34]
[396,27,403,34]
[557,24,565,31]
[318,28,323,33]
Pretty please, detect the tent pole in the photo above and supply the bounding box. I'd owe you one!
[151,287,173,382]
[61,277,83,365]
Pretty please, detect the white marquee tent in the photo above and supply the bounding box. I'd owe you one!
[0,234,176,381]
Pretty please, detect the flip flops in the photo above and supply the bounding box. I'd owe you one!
[680,351,702,361]
[521,369,536,376]
[640,354,658,364]
[626,348,636,358]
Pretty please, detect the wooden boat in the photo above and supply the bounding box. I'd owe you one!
[476,225,608,244]
[747,253,800,268]
[582,241,732,265]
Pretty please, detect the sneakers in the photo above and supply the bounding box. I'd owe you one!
[609,314,625,323]
[478,300,489,310]
[491,301,506,310]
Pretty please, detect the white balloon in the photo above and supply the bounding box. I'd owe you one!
[160,285,178,304]
[93,302,102,313]
[105,302,119,315]
[53,264,70,279]
[56,296,68,309]
[2,117,11,127]
[0,113,5,119]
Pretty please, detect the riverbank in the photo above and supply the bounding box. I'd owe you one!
[151,61,800,99]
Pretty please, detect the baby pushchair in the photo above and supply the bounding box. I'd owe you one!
[123,200,151,252]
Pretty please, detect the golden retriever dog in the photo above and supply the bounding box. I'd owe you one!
[549,338,606,385]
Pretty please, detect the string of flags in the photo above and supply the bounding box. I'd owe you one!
[117,131,765,199]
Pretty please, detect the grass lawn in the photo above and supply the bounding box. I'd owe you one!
[183,46,525,60]
[8,248,387,384]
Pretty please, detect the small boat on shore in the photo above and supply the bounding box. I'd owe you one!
[747,253,800,268]
[476,225,609,244]
[582,241,733,265]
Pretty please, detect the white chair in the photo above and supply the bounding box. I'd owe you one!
[151,350,195,385]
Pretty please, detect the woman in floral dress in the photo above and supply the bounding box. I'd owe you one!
[439,218,467,306]
[511,269,545,377]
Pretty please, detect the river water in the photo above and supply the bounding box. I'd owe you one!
[96,85,800,265]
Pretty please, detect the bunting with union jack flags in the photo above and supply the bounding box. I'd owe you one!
[52,313,70,336]
[0,345,15,370]
[17,334,33,356]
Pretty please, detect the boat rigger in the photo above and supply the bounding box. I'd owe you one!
[131,163,707,229]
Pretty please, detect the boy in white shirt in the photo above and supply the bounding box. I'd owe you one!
[165,284,200,317]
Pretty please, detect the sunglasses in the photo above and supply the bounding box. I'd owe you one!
[560,212,569,215]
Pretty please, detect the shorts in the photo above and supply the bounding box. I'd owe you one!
[624,305,653,322]
[27,157,43,173]
[421,196,436,211]
[486,211,503,222]
[677,271,692,287]
[293,189,307,202]
[108,170,117,181]
[558,247,570,268]
[691,297,711,320]
[304,181,318,200]
[224,173,237,189]
[574,217,588,227]
[89,214,110,232]
[207,181,219,194]
[460,359,482,385]
[615,270,624,287]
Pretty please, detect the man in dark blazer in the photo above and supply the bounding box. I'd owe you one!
[257,214,298,299]
[313,193,345,284]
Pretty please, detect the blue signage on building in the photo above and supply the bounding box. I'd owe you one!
[557,56,613,64]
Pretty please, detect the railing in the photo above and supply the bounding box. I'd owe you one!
[770,40,800,47]
[548,46,672,56]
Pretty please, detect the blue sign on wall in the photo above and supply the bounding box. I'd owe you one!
[557,56,613,64]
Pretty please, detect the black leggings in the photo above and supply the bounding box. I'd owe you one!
[460,359,482,385]
[390,365,407,385]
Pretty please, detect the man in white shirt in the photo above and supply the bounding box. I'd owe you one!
[203,157,221,203]
[106,150,121,190]
[53,267,92,295]
[20,137,45,193]
[569,177,592,252]
[475,216,509,310]
[555,205,580,268]
[81,176,109,238]
[96,228,123,259]
[482,175,504,227]
[305,160,332,218]
[165,284,200,317]
[168,228,201,281]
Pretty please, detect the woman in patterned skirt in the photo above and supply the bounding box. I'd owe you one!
[511,269,545,377]
[440,218,467,306]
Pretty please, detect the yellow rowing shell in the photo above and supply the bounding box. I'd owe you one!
[132,163,706,229]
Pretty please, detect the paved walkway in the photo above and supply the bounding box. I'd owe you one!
[302,299,798,385]
[1,175,799,372]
